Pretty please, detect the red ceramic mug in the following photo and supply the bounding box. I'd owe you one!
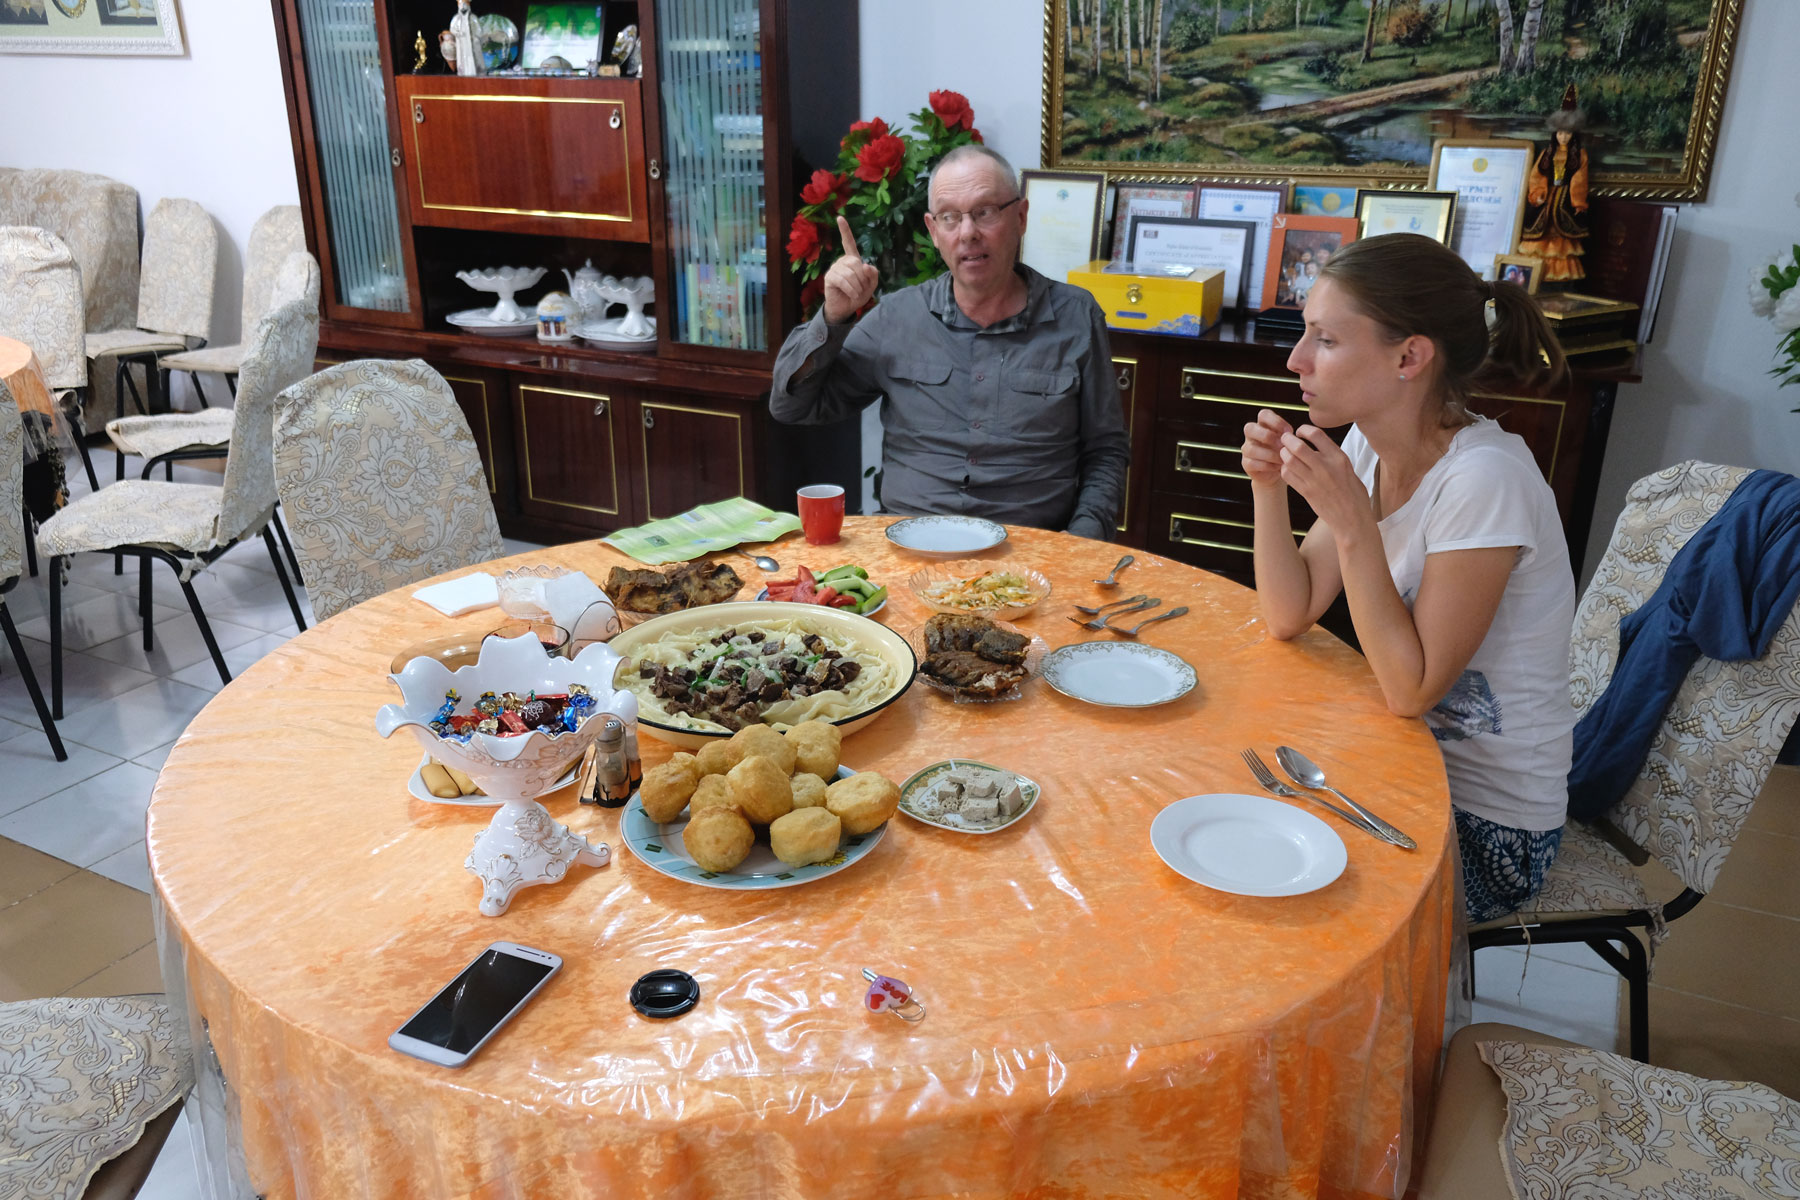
[797,484,845,545]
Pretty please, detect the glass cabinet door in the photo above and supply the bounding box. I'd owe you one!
[655,0,767,351]
[292,0,411,315]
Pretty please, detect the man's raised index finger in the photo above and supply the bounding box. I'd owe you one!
[836,215,862,260]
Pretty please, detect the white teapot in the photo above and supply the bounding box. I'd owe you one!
[562,259,606,324]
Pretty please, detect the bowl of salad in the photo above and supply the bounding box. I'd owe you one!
[907,561,1051,619]
[755,564,888,616]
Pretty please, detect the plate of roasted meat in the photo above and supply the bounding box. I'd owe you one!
[605,561,745,626]
[907,613,1047,703]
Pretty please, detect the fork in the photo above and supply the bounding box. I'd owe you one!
[1073,593,1148,615]
[1240,749,1392,842]
[1067,598,1159,632]
[1109,605,1187,636]
[1093,554,1134,587]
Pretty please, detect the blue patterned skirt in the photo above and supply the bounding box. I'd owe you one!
[1454,808,1562,923]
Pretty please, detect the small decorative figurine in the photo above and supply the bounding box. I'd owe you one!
[450,0,481,77]
[438,28,458,72]
[1518,85,1590,286]
[610,23,641,77]
[412,30,428,73]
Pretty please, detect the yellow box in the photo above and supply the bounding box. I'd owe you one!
[1066,261,1223,338]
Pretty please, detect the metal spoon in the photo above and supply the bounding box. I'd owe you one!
[1109,605,1187,636]
[1093,554,1134,587]
[1072,593,1148,615]
[1275,746,1417,850]
[738,548,780,573]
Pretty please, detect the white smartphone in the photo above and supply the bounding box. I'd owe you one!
[387,941,562,1068]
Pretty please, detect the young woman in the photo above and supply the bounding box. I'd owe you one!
[1241,233,1575,921]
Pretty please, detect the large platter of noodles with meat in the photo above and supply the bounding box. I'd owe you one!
[610,602,917,748]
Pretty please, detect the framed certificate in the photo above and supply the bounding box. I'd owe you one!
[1127,216,1257,310]
[1019,170,1105,283]
[1290,183,1360,218]
[1196,183,1285,309]
[1108,183,1200,261]
[1261,214,1359,313]
[1429,139,1532,279]
[1354,189,1458,245]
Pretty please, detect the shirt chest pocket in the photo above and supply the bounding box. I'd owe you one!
[1002,365,1081,442]
[883,354,961,431]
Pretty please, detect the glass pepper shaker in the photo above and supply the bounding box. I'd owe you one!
[615,692,643,792]
[592,717,631,808]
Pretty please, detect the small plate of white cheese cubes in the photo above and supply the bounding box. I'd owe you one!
[897,760,1040,834]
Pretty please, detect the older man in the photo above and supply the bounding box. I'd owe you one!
[770,145,1129,540]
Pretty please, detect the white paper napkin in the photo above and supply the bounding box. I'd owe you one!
[413,573,499,617]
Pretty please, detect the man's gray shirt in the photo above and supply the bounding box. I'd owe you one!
[769,265,1130,540]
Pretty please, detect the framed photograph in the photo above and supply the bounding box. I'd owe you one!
[522,3,603,69]
[1196,183,1284,309]
[1354,189,1457,245]
[1493,254,1544,295]
[1127,216,1257,311]
[1107,183,1199,262]
[1261,214,1359,312]
[1290,184,1360,219]
[1430,140,1533,280]
[1041,0,1744,201]
[0,0,182,53]
[1019,170,1105,284]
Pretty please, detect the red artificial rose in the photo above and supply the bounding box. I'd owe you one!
[800,169,853,210]
[786,213,824,264]
[929,90,975,132]
[970,129,984,144]
[854,134,906,183]
[840,116,889,150]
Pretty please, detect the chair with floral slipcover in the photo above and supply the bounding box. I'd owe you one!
[0,225,101,494]
[1,380,65,761]
[1470,461,1800,1063]
[37,293,318,715]
[81,197,217,482]
[273,359,504,622]
[0,994,191,1200]
[1418,1021,1800,1199]
[157,204,305,407]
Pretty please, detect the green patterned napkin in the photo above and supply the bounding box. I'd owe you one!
[601,497,800,564]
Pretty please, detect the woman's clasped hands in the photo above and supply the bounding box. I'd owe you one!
[1241,409,1370,533]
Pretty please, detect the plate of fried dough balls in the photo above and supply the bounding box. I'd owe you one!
[619,718,903,889]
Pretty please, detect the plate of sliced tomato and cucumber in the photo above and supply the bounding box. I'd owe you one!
[756,564,888,616]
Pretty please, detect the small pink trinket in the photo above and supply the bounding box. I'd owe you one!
[861,968,925,1022]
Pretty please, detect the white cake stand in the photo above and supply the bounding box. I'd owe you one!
[455,266,547,324]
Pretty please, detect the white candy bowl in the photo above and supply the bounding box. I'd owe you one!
[375,633,632,915]
[455,266,547,324]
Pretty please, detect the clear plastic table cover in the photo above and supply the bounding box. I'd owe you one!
[148,522,1456,1200]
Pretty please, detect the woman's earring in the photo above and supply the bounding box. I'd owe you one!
[1398,373,1408,381]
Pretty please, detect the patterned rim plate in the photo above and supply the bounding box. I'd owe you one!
[753,586,886,616]
[446,308,536,336]
[1150,793,1346,897]
[1041,642,1197,707]
[405,753,579,808]
[621,766,888,889]
[897,760,1041,835]
[884,516,1008,556]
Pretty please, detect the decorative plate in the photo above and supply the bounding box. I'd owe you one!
[574,317,658,350]
[904,619,1046,704]
[897,760,1040,834]
[1041,642,1196,707]
[884,515,1008,556]
[1150,793,1347,897]
[405,753,579,808]
[447,308,537,336]
[620,766,888,889]
[907,561,1051,619]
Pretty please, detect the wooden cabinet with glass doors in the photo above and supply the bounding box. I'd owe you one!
[271,0,860,544]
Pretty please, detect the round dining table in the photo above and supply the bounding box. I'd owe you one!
[1,334,70,514]
[148,519,1456,1200]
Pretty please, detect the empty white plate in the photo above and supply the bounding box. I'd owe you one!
[1151,793,1347,896]
[1040,642,1196,707]
[884,515,1008,556]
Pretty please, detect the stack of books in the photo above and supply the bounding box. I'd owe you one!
[1579,197,1681,345]
[1537,292,1641,358]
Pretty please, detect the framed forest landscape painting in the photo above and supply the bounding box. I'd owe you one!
[1042,0,1744,199]
[0,0,183,54]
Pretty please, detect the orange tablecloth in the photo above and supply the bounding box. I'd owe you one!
[0,334,65,450]
[148,521,1455,1200]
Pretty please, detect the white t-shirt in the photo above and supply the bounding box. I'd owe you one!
[1343,418,1575,832]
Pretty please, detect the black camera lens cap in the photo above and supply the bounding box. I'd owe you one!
[630,969,700,1018]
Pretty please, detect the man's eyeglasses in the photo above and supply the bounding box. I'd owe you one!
[929,197,1021,231]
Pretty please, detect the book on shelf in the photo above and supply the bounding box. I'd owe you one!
[1582,197,1680,343]
[1554,329,1639,358]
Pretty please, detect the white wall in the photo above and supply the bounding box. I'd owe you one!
[0,0,301,366]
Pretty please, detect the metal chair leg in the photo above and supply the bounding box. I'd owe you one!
[23,506,36,577]
[225,374,236,399]
[191,370,210,409]
[1,602,65,762]
[272,505,304,587]
[1620,931,1650,1061]
[49,555,63,720]
[174,566,231,687]
[264,527,307,632]
[140,555,154,651]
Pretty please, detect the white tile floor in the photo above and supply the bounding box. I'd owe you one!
[1,452,1623,1197]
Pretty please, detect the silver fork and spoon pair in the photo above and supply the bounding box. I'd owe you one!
[1241,747,1417,850]
[1068,594,1188,636]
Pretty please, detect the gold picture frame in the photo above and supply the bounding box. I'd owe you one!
[1494,254,1544,295]
[1354,189,1457,245]
[1040,0,1743,200]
